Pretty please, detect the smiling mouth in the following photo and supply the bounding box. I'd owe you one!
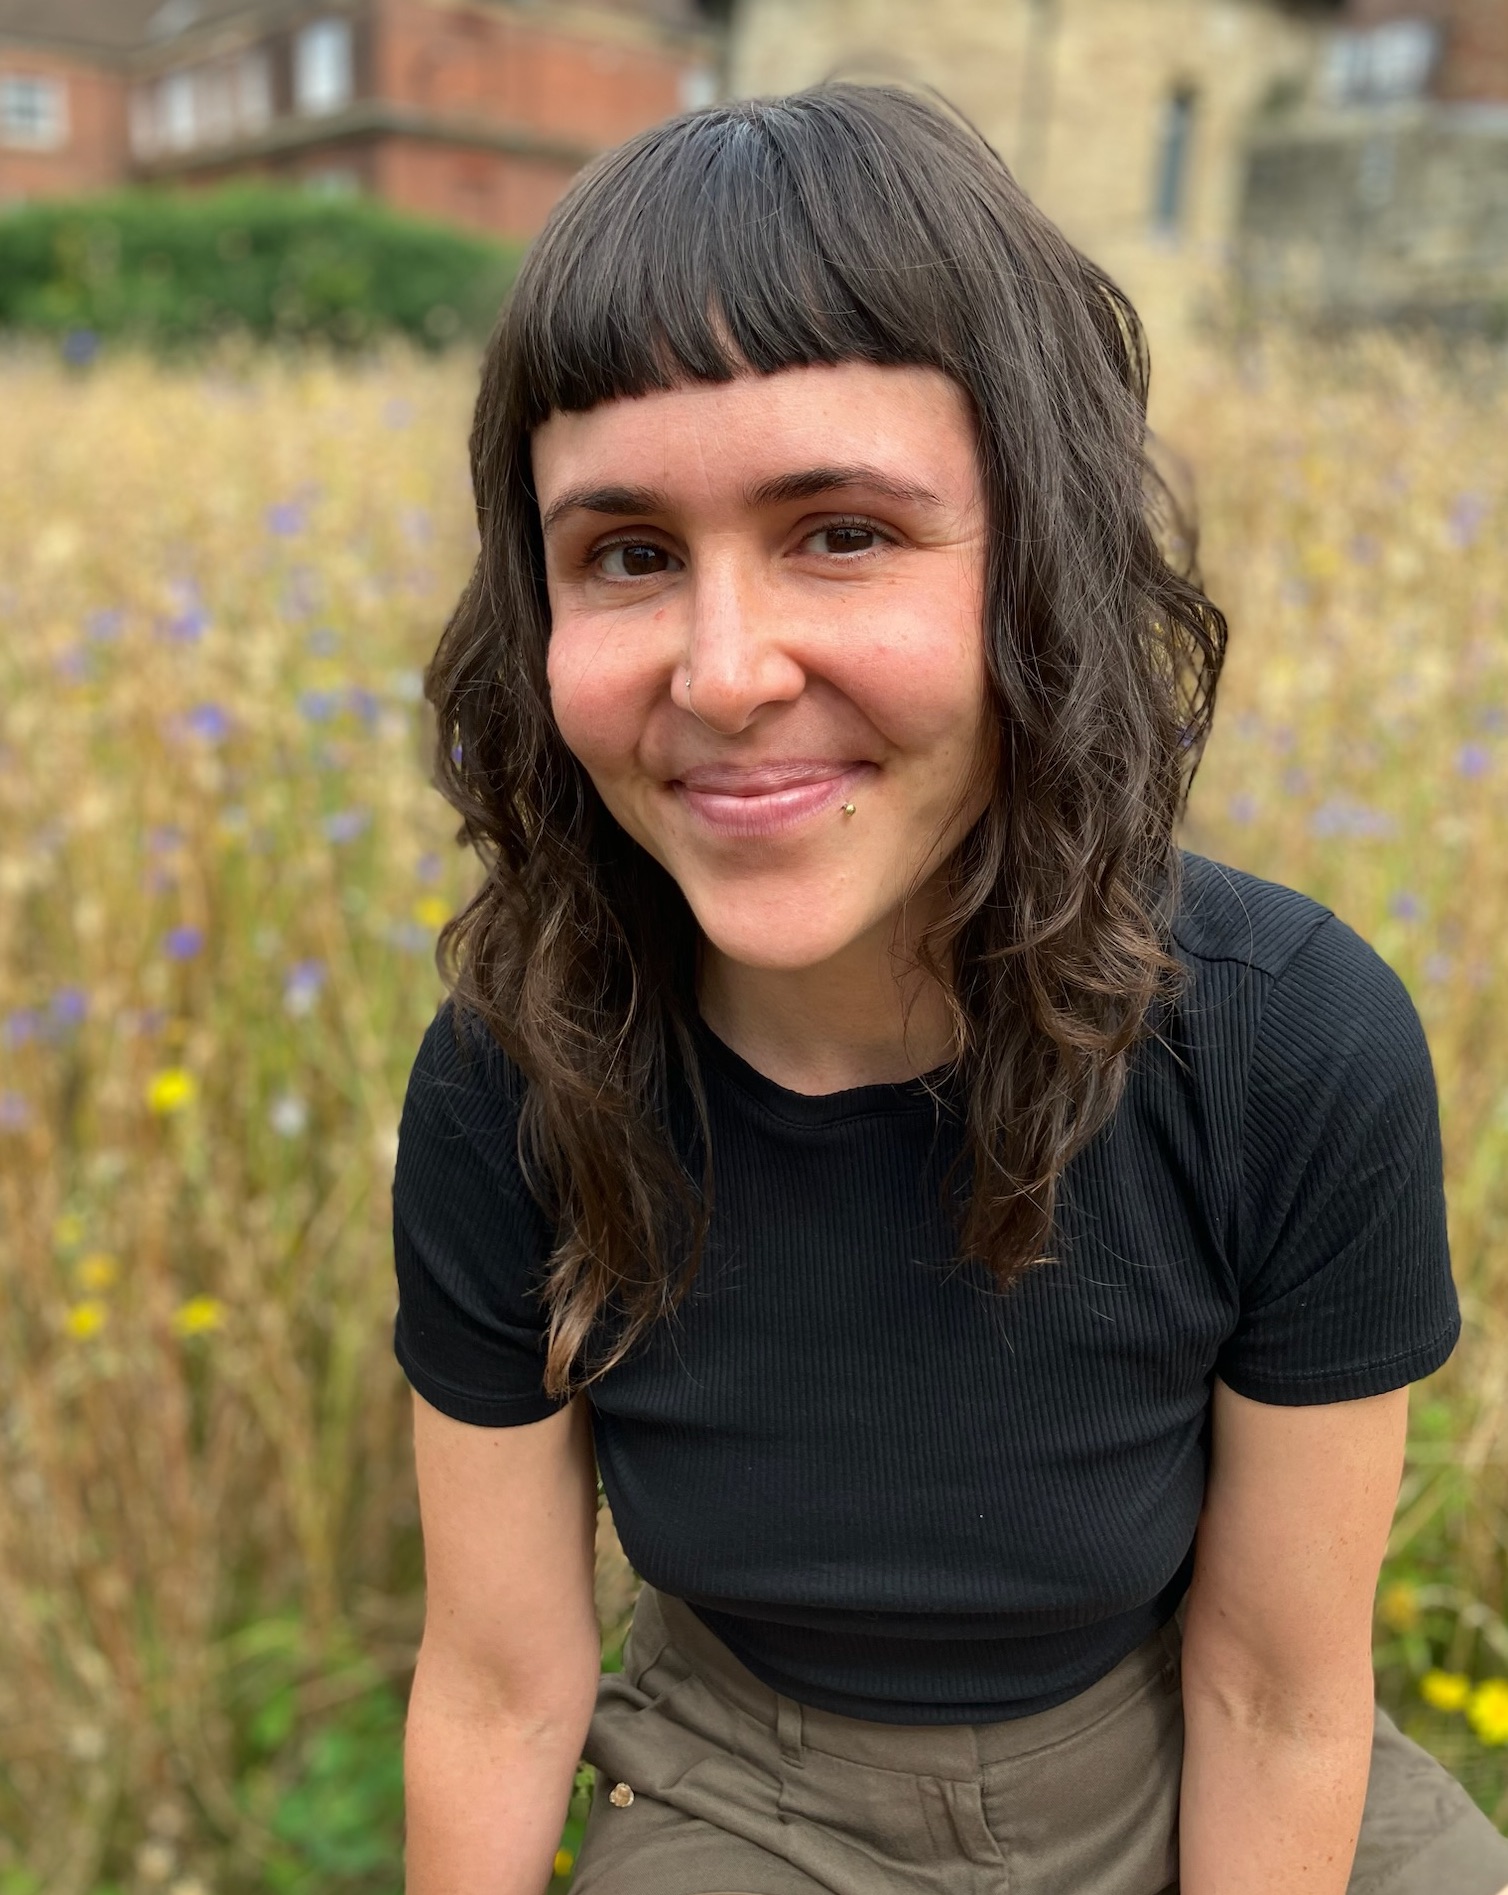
[671,761,876,838]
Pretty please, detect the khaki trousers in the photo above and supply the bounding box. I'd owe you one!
[573,1585,1508,1895]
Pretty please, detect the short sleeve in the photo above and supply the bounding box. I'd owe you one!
[391,998,567,1426]
[1218,914,1460,1405]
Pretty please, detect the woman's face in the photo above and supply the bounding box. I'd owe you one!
[533,360,993,975]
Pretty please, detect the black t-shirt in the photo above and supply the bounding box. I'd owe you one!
[390,852,1459,1723]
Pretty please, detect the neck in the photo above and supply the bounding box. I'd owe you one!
[697,902,959,1096]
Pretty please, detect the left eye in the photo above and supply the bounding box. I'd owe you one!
[806,524,881,556]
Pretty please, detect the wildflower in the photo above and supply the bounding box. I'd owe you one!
[162,604,209,644]
[64,1300,107,1340]
[1388,892,1422,921]
[323,807,370,843]
[415,895,450,930]
[553,1848,575,1878]
[50,986,88,1028]
[0,1091,32,1131]
[346,686,380,727]
[416,850,443,884]
[184,701,231,742]
[1378,1581,1420,1633]
[1420,1669,1471,1712]
[172,1295,226,1337]
[146,1068,197,1115]
[297,689,339,723]
[1467,1678,1508,1745]
[163,925,204,960]
[148,825,185,854]
[3,1008,42,1049]
[61,327,100,367]
[266,501,305,536]
[269,1092,309,1137]
[282,959,327,1017]
[76,1251,119,1292]
[1457,743,1491,779]
[54,1212,86,1248]
[85,606,125,642]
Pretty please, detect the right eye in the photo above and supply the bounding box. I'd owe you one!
[598,541,679,578]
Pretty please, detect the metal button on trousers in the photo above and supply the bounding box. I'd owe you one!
[572,1585,1508,1895]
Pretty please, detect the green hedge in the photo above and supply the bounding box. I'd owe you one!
[0,183,523,353]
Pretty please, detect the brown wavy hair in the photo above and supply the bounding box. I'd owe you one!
[425,82,1227,1398]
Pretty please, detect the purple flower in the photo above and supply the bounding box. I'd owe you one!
[306,627,340,657]
[1228,793,1259,825]
[1457,743,1491,779]
[148,825,185,854]
[450,742,463,765]
[322,808,370,844]
[163,925,204,960]
[86,607,125,643]
[184,701,231,741]
[49,987,87,1027]
[1448,492,1489,550]
[162,605,209,644]
[0,1092,32,1131]
[298,690,339,723]
[416,850,443,884]
[1309,797,1397,841]
[266,501,305,537]
[3,1009,41,1049]
[1389,891,1422,921]
[346,686,380,727]
[62,327,100,367]
[282,959,326,1016]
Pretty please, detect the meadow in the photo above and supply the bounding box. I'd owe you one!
[0,329,1504,1893]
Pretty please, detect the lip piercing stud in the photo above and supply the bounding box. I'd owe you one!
[841,803,856,816]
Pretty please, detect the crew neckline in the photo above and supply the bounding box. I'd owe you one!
[690,1010,963,1127]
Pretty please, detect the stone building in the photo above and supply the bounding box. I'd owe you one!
[1238,0,1508,325]
[0,0,720,236]
[728,0,1348,347]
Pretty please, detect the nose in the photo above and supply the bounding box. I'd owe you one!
[673,551,806,736]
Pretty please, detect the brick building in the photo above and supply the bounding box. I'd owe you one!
[0,0,720,236]
[1239,0,1508,324]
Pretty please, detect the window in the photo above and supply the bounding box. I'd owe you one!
[1152,85,1198,234]
[158,69,197,149]
[1322,21,1439,106]
[238,49,272,132]
[0,74,68,149]
[294,18,353,116]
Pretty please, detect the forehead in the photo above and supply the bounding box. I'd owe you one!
[529,360,977,507]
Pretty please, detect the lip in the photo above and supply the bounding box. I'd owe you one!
[671,760,876,838]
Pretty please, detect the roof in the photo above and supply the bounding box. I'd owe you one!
[0,0,265,59]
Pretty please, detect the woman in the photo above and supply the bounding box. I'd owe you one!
[390,84,1506,1895]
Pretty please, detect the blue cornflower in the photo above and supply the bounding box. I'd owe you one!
[323,808,370,844]
[346,687,380,727]
[1389,892,1422,921]
[298,690,339,723]
[267,501,305,536]
[282,959,327,1017]
[3,1009,41,1049]
[1457,743,1491,779]
[184,702,231,741]
[49,987,88,1027]
[62,328,100,367]
[163,925,204,960]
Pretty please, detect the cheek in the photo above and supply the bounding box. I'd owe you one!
[545,613,657,777]
[842,566,989,761]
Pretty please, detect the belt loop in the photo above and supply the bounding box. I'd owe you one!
[776,1693,804,1767]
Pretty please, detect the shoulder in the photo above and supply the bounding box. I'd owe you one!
[395,996,537,1211]
[1171,849,1332,980]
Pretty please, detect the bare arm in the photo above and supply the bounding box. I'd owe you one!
[404,1391,601,1895]
[1179,1375,1409,1894]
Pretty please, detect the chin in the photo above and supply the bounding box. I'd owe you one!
[691,899,867,974]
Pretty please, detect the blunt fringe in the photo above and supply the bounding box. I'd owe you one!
[425,82,1227,1398]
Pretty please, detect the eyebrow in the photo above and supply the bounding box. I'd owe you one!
[538,464,943,537]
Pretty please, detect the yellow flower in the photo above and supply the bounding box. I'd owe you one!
[413,894,450,930]
[53,1212,85,1249]
[1467,1679,1508,1746]
[64,1300,107,1340]
[76,1251,119,1292]
[1379,1582,1421,1633]
[552,1848,575,1879]
[147,1067,197,1115]
[172,1295,226,1337]
[1420,1670,1472,1712]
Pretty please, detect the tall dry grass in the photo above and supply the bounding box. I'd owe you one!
[0,332,1504,1890]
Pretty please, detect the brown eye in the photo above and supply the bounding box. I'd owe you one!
[810,524,879,556]
[600,542,676,578]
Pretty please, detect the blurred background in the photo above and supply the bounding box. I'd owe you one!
[0,0,1504,1889]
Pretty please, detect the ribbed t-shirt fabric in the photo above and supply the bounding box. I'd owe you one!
[390,852,1459,1723]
